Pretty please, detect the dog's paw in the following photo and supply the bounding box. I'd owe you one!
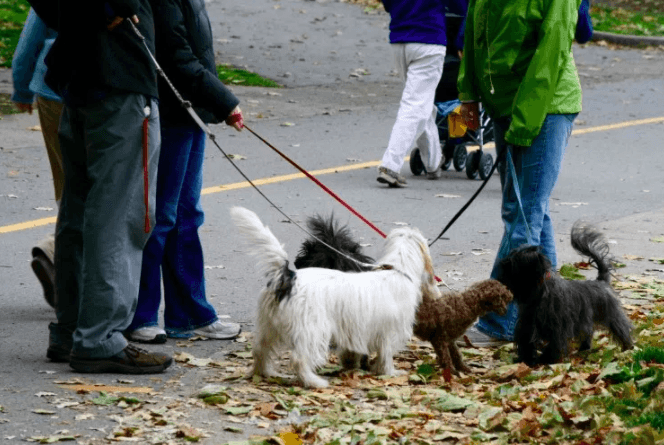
[301,376,330,389]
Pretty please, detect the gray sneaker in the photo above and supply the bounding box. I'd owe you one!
[376,166,407,188]
[426,169,442,180]
[194,321,242,340]
[456,326,510,347]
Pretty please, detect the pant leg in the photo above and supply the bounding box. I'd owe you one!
[65,93,160,358]
[128,124,194,332]
[477,114,576,340]
[51,105,87,348]
[36,96,65,205]
[380,43,445,173]
[161,127,217,334]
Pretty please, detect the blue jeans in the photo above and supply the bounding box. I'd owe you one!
[476,114,576,341]
[128,125,218,337]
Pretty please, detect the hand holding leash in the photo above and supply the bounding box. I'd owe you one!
[460,102,480,130]
[226,106,244,131]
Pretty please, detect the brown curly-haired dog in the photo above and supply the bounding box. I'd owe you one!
[413,280,513,374]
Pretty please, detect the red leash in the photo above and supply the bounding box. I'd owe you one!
[243,125,443,283]
[142,114,151,233]
[244,124,387,239]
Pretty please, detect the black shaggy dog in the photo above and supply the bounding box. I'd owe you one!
[496,221,633,366]
[294,214,374,272]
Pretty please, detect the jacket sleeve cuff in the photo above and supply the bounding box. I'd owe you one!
[11,90,35,104]
[504,130,535,147]
[458,92,478,102]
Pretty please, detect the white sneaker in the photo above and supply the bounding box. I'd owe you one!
[456,326,509,347]
[194,321,242,340]
[128,326,167,344]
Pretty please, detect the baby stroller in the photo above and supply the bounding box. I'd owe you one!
[409,15,496,180]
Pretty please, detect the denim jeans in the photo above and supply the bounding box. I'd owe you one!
[129,125,218,337]
[476,113,577,341]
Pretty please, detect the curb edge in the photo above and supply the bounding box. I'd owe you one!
[592,30,664,47]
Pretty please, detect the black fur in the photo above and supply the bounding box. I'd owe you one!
[496,221,633,366]
[294,214,374,272]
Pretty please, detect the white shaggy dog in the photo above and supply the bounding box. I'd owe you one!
[230,206,437,388]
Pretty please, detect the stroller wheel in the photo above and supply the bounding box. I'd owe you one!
[441,156,452,171]
[409,148,425,176]
[453,145,467,172]
[465,150,481,179]
[441,141,454,171]
[478,153,494,180]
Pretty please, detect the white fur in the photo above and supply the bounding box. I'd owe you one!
[230,206,436,388]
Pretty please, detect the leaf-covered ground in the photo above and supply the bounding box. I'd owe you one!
[19,265,662,445]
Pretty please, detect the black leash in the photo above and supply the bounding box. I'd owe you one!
[428,148,506,247]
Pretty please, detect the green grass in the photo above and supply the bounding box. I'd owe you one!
[216,64,282,88]
[591,5,664,36]
[0,0,29,67]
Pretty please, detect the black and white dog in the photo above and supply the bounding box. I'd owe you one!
[496,221,633,366]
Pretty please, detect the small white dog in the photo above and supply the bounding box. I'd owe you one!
[230,206,437,388]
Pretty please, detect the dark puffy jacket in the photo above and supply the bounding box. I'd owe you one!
[28,0,158,104]
[151,0,239,126]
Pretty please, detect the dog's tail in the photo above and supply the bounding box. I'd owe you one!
[230,207,293,301]
[570,221,612,283]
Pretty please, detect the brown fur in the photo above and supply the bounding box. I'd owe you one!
[413,279,513,374]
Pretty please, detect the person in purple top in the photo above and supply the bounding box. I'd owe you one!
[377,0,468,188]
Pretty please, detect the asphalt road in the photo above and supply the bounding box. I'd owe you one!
[0,0,663,442]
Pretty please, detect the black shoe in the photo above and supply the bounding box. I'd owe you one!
[31,254,56,308]
[47,343,71,363]
[70,344,173,374]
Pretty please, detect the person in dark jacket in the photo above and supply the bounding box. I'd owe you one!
[376,0,468,187]
[125,0,244,343]
[27,0,172,373]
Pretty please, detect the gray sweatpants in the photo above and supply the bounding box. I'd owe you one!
[51,92,160,358]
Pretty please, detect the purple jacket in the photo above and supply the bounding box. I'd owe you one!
[382,0,468,45]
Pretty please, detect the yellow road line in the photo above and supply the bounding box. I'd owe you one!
[0,216,57,234]
[2,116,663,235]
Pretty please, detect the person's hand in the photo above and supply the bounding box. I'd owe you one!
[460,102,480,130]
[225,106,244,131]
[107,14,138,31]
[14,102,33,114]
[458,50,463,59]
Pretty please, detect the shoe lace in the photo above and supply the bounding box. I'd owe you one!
[125,344,150,357]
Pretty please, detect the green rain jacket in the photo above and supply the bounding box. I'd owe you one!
[457,0,583,146]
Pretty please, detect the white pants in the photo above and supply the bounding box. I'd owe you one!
[381,43,445,174]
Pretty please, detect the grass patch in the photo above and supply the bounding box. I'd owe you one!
[591,5,664,36]
[0,0,30,67]
[217,64,281,88]
[0,93,19,115]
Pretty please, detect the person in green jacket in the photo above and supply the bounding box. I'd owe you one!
[457,0,582,346]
